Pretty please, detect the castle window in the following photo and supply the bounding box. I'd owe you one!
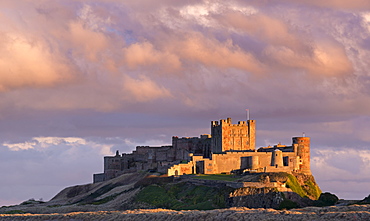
[283,157,289,166]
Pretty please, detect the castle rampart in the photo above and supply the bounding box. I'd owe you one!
[94,118,311,183]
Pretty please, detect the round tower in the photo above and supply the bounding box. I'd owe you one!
[271,149,283,167]
[293,137,311,174]
[251,156,259,170]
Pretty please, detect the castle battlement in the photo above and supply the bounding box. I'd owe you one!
[93,118,311,183]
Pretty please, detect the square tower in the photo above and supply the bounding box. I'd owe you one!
[211,118,256,153]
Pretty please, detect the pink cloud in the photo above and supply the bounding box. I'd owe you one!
[0,33,76,91]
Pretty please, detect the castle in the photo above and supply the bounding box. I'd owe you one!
[93,118,310,183]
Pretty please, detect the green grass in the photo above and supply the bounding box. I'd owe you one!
[304,180,322,200]
[193,174,239,182]
[135,182,232,210]
[135,185,181,209]
[286,174,307,198]
[285,174,321,200]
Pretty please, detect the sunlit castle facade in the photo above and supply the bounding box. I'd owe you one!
[93,118,310,183]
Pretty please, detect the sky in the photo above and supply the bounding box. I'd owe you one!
[1,0,370,206]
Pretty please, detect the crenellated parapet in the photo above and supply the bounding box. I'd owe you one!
[211,118,256,153]
[93,117,312,183]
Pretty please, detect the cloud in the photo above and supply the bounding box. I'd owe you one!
[285,0,370,11]
[264,39,353,76]
[0,136,129,205]
[311,148,370,199]
[0,0,367,113]
[3,137,111,155]
[0,134,173,205]
[0,0,370,205]
[122,41,181,72]
[176,33,265,74]
[245,0,370,11]
[0,33,76,91]
[122,75,173,102]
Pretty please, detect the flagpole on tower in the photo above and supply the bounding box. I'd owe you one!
[246,109,249,121]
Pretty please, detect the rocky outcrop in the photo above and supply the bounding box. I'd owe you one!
[228,187,283,208]
[0,172,324,214]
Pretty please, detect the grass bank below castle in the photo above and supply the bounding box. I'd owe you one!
[135,182,231,210]
[135,172,324,210]
[193,174,239,182]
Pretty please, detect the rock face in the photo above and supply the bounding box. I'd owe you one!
[228,187,284,208]
[0,172,324,215]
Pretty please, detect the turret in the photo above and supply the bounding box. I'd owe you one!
[247,120,256,150]
[271,149,283,167]
[293,137,311,174]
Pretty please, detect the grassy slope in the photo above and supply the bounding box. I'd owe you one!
[286,173,321,200]
[136,172,322,210]
[0,172,324,214]
[135,182,232,210]
[192,174,239,182]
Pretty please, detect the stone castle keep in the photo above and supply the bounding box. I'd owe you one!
[93,118,310,183]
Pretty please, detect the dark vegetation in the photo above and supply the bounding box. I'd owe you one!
[193,174,239,182]
[20,198,45,205]
[134,175,174,188]
[0,172,337,213]
[314,192,339,207]
[2,210,26,214]
[278,198,299,210]
[357,194,370,205]
[135,182,233,210]
[133,172,326,210]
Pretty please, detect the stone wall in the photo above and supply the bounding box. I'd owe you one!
[211,118,256,153]
[168,162,194,176]
[94,118,311,183]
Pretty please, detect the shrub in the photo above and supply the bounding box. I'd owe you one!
[279,199,299,210]
[359,194,370,204]
[20,198,45,205]
[315,192,339,207]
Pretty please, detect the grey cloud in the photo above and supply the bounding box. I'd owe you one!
[0,0,370,205]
